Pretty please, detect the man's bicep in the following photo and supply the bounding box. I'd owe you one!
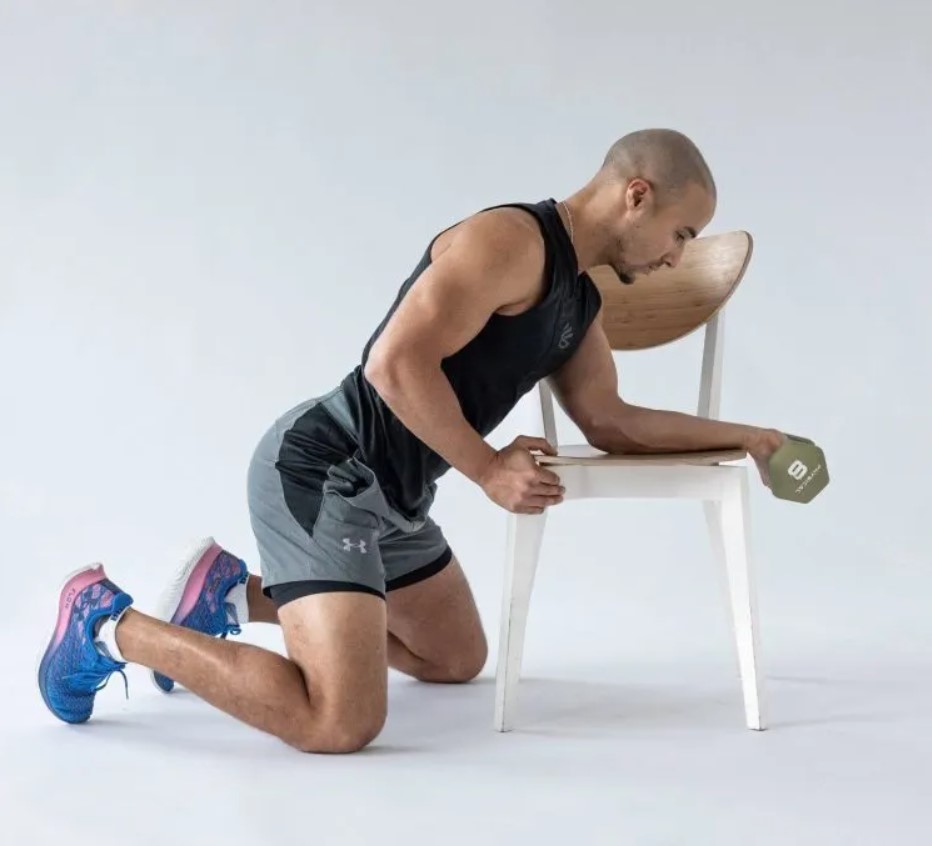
[367,217,540,367]
[549,315,627,438]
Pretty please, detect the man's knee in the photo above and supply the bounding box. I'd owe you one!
[430,635,489,684]
[289,699,387,754]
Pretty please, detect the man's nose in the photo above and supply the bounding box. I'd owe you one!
[663,244,686,269]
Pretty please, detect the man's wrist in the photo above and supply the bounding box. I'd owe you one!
[742,426,782,452]
[464,443,498,487]
[739,426,759,451]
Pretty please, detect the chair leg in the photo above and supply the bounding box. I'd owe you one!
[703,499,727,588]
[715,471,768,731]
[494,511,548,732]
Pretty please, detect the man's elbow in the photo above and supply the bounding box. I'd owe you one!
[363,348,429,399]
[584,422,617,453]
[363,352,400,398]
[362,353,389,388]
[580,412,614,451]
[583,402,642,453]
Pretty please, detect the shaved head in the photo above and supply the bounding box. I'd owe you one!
[565,128,718,284]
[601,128,716,205]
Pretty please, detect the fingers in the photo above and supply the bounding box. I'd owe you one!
[754,455,771,487]
[527,494,564,508]
[528,463,563,500]
[511,491,564,514]
[513,436,557,456]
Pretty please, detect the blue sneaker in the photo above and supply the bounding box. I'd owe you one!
[38,565,134,724]
[151,536,249,693]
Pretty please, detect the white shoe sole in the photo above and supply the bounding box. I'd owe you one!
[149,536,217,694]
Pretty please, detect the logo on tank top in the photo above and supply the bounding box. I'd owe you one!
[558,321,574,350]
[342,538,368,554]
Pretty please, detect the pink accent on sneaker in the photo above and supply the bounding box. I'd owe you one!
[171,542,223,624]
[53,565,106,649]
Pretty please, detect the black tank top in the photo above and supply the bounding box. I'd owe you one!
[338,198,603,520]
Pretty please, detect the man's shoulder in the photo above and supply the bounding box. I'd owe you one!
[430,203,539,263]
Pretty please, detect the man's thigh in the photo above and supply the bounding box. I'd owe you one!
[278,591,388,747]
[386,556,487,677]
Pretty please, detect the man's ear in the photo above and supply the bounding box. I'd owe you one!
[626,178,653,211]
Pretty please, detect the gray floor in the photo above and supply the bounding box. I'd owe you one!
[4,571,930,846]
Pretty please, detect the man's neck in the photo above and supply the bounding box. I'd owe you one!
[558,188,613,274]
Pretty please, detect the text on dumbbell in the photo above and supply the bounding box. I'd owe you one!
[787,460,809,481]
[794,464,823,493]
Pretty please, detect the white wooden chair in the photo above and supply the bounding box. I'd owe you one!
[493,230,768,733]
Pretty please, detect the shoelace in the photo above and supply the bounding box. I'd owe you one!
[64,666,129,699]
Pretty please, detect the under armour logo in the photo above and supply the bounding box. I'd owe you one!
[342,538,368,554]
[558,322,574,350]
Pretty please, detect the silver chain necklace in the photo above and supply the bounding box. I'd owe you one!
[560,200,574,245]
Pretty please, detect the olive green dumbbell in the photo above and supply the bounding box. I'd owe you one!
[768,435,829,504]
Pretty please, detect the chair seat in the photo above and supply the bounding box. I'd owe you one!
[537,444,748,467]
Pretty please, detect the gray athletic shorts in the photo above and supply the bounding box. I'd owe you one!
[246,387,452,607]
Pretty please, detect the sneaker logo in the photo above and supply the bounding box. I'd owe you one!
[64,587,77,612]
[557,321,574,350]
[342,538,368,554]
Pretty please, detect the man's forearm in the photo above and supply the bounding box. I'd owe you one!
[590,403,759,454]
[364,357,496,483]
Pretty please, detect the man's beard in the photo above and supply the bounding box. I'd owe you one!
[614,236,637,285]
[615,259,637,285]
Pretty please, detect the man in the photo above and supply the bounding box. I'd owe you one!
[37,129,785,753]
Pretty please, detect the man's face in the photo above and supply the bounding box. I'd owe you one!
[608,180,715,284]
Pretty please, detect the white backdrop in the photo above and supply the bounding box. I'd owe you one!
[1,2,930,844]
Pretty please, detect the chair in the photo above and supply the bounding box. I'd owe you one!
[493,230,768,733]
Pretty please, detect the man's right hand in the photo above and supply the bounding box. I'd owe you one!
[478,436,565,514]
[744,428,789,489]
